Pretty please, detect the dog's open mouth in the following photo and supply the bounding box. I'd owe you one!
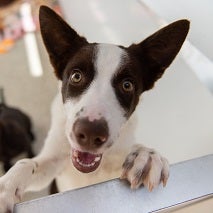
[71,149,102,173]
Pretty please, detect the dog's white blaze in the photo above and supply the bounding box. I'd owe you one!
[95,44,125,80]
[64,44,128,152]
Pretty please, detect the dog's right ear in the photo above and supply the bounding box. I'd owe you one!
[128,20,190,91]
[39,6,88,79]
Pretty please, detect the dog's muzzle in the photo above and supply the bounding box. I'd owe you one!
[71,117,109,173]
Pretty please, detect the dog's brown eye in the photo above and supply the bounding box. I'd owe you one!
[71,70,82,83]
[122,80,134,92]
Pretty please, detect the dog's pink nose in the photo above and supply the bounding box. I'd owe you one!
[73,117,109,149]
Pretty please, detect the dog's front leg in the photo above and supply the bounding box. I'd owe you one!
[121,144,169,191]
[0,128,69,213]
[0,157,38,212]
[0,152,67,213]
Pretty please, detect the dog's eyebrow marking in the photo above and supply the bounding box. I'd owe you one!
[95,44,126,79]
[61,45,97,101]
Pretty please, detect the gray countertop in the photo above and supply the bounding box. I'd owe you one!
[15,154,213,213]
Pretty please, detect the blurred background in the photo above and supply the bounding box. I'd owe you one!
[0,0,212,210]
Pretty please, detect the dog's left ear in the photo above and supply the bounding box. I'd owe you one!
[128,20,190,91]
[39,6,88,79]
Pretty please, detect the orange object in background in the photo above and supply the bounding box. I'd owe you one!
[0,39,14,53]
[0,0,61,54]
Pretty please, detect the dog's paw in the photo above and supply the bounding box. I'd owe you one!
[0,193,15,213]
[0,180,20,213]
[0,164,27,212]
[121,145,169,191]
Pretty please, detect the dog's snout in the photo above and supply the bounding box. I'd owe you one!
[73,117,109,148]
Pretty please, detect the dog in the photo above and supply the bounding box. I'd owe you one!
[0,88,34,172]
[0,6,189,212]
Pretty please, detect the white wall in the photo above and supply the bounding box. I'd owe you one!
[58,0,213,163]
[142,0,213,61]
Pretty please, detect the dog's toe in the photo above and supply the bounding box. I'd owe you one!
[160,157,170,187]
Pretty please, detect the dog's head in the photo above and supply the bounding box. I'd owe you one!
[39,6,189,173]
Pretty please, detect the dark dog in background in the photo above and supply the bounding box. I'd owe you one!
[0,88,34,172]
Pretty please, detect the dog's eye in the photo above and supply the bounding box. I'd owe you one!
[71,70,82,83]
[122,80,134,92]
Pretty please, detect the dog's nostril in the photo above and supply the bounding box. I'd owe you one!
[94,136,107,146]
[77,133,87,143]
[79,133,86,139]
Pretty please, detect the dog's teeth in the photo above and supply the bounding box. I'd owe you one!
[95,156,101,162]
[73,150,79,157]
[87,162,96,167]
[77,159,96,167]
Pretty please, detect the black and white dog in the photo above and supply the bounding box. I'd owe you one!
[0,6,189,212]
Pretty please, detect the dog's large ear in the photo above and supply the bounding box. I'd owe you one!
[128,20,190,91]
[39,6,88,79]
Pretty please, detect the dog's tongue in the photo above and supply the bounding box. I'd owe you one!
[78,152,97,164]
[71,149,102,173]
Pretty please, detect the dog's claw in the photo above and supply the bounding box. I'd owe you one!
[148,183,154,192]
[130,183,137,190]
[121,145,169,191]
[162,175,169,187]
[163,178,168,187]
[130,178,141,190]
[120,172,126,180]
[161,157,169,187]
